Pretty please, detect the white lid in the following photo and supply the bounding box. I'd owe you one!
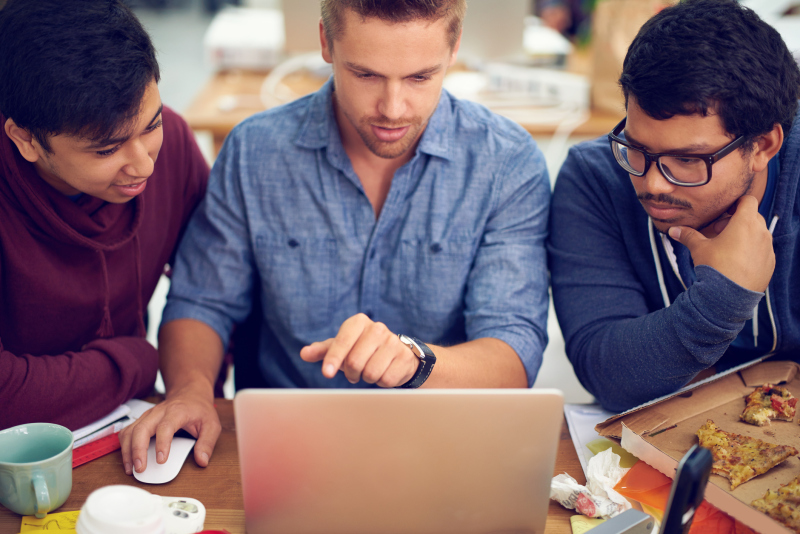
[76,485,165,534]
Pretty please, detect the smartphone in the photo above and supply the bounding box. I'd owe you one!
[660,444,713,534]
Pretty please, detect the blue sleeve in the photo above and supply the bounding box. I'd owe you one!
[465,140,551,387]
[548,145,763,412]
[161,128,256,347]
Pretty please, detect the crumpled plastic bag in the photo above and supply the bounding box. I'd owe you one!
[550,448,632,519]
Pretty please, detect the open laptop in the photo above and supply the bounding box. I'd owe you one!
[234,389,564,534]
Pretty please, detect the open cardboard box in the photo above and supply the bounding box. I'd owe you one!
[596,359,800,534]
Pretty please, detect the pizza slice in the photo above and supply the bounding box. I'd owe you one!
[696,420,799,490]
[741,384,798,426]
[752,475,800,533]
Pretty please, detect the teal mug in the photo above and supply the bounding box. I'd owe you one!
[0,423,73,518]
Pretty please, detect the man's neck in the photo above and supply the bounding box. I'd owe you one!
[333,97,423,218]
[750,164,770,208]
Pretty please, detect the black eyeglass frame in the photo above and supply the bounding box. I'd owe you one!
[607,117,747,187]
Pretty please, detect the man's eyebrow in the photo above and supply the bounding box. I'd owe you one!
[623,129,712,153]
[85,104,163,149]
[344,61,442,78]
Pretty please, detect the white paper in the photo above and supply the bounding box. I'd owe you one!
[564,403,616,476]
[72,404,131,441]
[72,400,156,449]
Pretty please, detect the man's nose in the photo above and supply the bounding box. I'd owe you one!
[640,160,677,196]
[123,138,155,178]
[378,81,406,120]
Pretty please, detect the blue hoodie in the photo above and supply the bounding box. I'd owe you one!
[548,119,800,413]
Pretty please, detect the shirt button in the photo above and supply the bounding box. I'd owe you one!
[365,310,374,319]
[370,249,377,259]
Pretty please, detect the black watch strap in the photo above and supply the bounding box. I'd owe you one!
[396,335,436,389]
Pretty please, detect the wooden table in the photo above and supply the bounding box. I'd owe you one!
[0,400,585,533]
[183,69,624,156]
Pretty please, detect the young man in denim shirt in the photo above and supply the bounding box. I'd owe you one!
[121,0,551,473]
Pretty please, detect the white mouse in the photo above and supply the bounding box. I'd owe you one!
[133,434,196,484]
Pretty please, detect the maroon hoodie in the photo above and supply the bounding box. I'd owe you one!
[0,107,208,430]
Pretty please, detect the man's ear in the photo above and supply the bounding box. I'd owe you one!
[4,118,42,163]
[750,123,783,173]
[320,19,333,64]
[448,29,462,66]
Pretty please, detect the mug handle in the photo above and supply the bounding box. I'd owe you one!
[31,473,50,519]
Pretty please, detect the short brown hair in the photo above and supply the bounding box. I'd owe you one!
[321,0,466,50]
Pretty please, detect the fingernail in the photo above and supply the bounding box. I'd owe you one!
[124,463,132,475]
[324,364,335,376]
[201,452,209,465]
[668,227,680,239]
[157,451,165,464]
[134,459,142,472]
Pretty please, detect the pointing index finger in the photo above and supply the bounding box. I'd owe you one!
[322,315,369,378]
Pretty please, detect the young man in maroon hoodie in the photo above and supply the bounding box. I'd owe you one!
[0,0,209,430]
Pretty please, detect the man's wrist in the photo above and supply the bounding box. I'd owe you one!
[164,372,216,401]
[396,335,436,389]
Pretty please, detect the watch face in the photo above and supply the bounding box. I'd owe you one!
[398,334,422,359]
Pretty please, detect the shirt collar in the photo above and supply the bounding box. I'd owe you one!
[295,77,455,161]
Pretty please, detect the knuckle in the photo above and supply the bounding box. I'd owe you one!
[155,421,174,434]
[362,369,380,384]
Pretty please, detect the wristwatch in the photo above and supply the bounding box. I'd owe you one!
[395,334,436,389]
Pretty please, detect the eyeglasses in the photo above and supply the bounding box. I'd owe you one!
[607,117,746,187]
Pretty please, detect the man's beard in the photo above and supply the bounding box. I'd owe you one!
[354,115,426,159]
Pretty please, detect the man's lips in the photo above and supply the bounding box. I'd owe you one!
[641,200,685,219]
[371,124,410,142]
[114,179,148,197]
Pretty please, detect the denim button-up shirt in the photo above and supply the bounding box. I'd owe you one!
[163,79,550,387]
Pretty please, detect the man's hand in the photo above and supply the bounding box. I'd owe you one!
[119,382,221,476]
[668,195,775,293]
[300,313,419,387]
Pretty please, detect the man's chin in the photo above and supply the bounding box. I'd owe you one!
[365,138,416,159]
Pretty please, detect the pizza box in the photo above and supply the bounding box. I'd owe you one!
[595,359,800,534]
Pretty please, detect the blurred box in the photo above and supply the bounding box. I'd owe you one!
[204,7,285,71]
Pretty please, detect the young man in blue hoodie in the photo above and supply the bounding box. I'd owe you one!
[549,0,800,412]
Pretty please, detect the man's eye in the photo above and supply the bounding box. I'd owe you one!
[146,119,163,133]
[412,76,431,82]
[96,146,120,157]
[356,73,374,79]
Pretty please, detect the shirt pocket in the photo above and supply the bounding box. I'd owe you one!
[254,235,338,335]
[398,238,475,338]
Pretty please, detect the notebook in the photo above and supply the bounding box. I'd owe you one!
[234,388,563,534]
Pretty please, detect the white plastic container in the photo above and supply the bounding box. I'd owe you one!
[76,485,165,534]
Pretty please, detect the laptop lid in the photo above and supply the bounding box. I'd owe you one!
[234,389,564,534]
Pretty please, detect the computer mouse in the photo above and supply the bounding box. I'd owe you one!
[133,431,196,484]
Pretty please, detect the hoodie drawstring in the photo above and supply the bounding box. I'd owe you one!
[95,250,114,338]
[133,234,146,338]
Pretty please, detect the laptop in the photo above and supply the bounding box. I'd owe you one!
[234,389,564,534]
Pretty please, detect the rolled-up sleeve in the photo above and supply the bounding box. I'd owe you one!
[161,129,256,347]
[464,141,551,386]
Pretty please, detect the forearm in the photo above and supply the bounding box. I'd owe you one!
[0,336,158,430]
[423,337,527,388]
[564,267,763,411]
[158,318,225,401]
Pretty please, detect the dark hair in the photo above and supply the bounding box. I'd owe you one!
[0,0,160,152]
[620,0,800,147]
[321,0,466,50]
